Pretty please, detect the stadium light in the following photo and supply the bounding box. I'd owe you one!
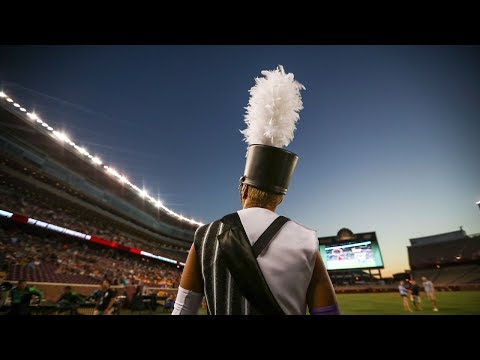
[131,184,140,192]
[1,90,205,226]
[146,195,156,203]
[107,167,120,177]
[92,157,102,165]
[76,147,89,156]
[53,131,71,143]
[27,112,38,120]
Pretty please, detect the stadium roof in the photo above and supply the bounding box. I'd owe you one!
[409,229,467,246]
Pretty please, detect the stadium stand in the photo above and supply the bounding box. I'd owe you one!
[1,219,181,287]
[0,167,185,261]
[408,230,480,285]
[0,94,201,306]
[0,154,190,259]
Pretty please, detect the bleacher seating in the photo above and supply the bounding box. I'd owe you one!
[413,264,480,285]
[408,229,480,286]
[7,263,101,284]
[0,158,188,262]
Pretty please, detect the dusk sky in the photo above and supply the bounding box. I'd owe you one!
[1,45,479,277]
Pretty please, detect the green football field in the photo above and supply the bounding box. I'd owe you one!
[335,291,480,315]
[132,290,480,315]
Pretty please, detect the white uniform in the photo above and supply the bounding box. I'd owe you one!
[194,207,318,315]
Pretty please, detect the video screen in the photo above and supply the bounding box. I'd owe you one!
[319,240,384,270]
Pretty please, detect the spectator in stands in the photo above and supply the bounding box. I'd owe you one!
[130,285,145,312]
[173,69,339,315]
[398,281,412,312]
[143,289,158,312]
[421,276,439,312]
[86,287,102,302]
[0,244,7,271]
[56,285,83,315]
[8,279,43,315]
[93,279,117,315]
[409,280,422,311]
[164,293,175,312]
[0,271,13,308]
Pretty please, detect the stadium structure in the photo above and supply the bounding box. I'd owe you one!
[0,91,202,311]
[408,228,480,286]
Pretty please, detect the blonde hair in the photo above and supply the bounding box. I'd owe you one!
[244,185,283,208]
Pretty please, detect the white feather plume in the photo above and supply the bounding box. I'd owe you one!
[241,65,305,148]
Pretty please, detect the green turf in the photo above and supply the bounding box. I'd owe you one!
[335,291,480,315]
[122,290,480,315]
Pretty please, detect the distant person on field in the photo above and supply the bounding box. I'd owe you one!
[398,281,412,312]
[93,279,117,315]
[409,280,422,311]
[8,279,43,315]
[56,285,83,315]
[421,276,439,312]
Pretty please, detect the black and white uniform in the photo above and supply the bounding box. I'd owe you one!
[195,207,318,315]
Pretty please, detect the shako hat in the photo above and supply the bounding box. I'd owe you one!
[240,65,305,195]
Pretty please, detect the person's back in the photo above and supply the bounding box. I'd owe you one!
[410,283,420,296]
[196,207,318,315]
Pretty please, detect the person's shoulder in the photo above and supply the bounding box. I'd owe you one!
[284,219,318,247]
[287,218,317,234]
[194,218,225,238]
[196,218,223,230]
[194,223,211,236]
[282,219,319,255]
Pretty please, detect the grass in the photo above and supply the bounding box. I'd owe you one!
[336,290,480,315]
[121,290,480,315]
